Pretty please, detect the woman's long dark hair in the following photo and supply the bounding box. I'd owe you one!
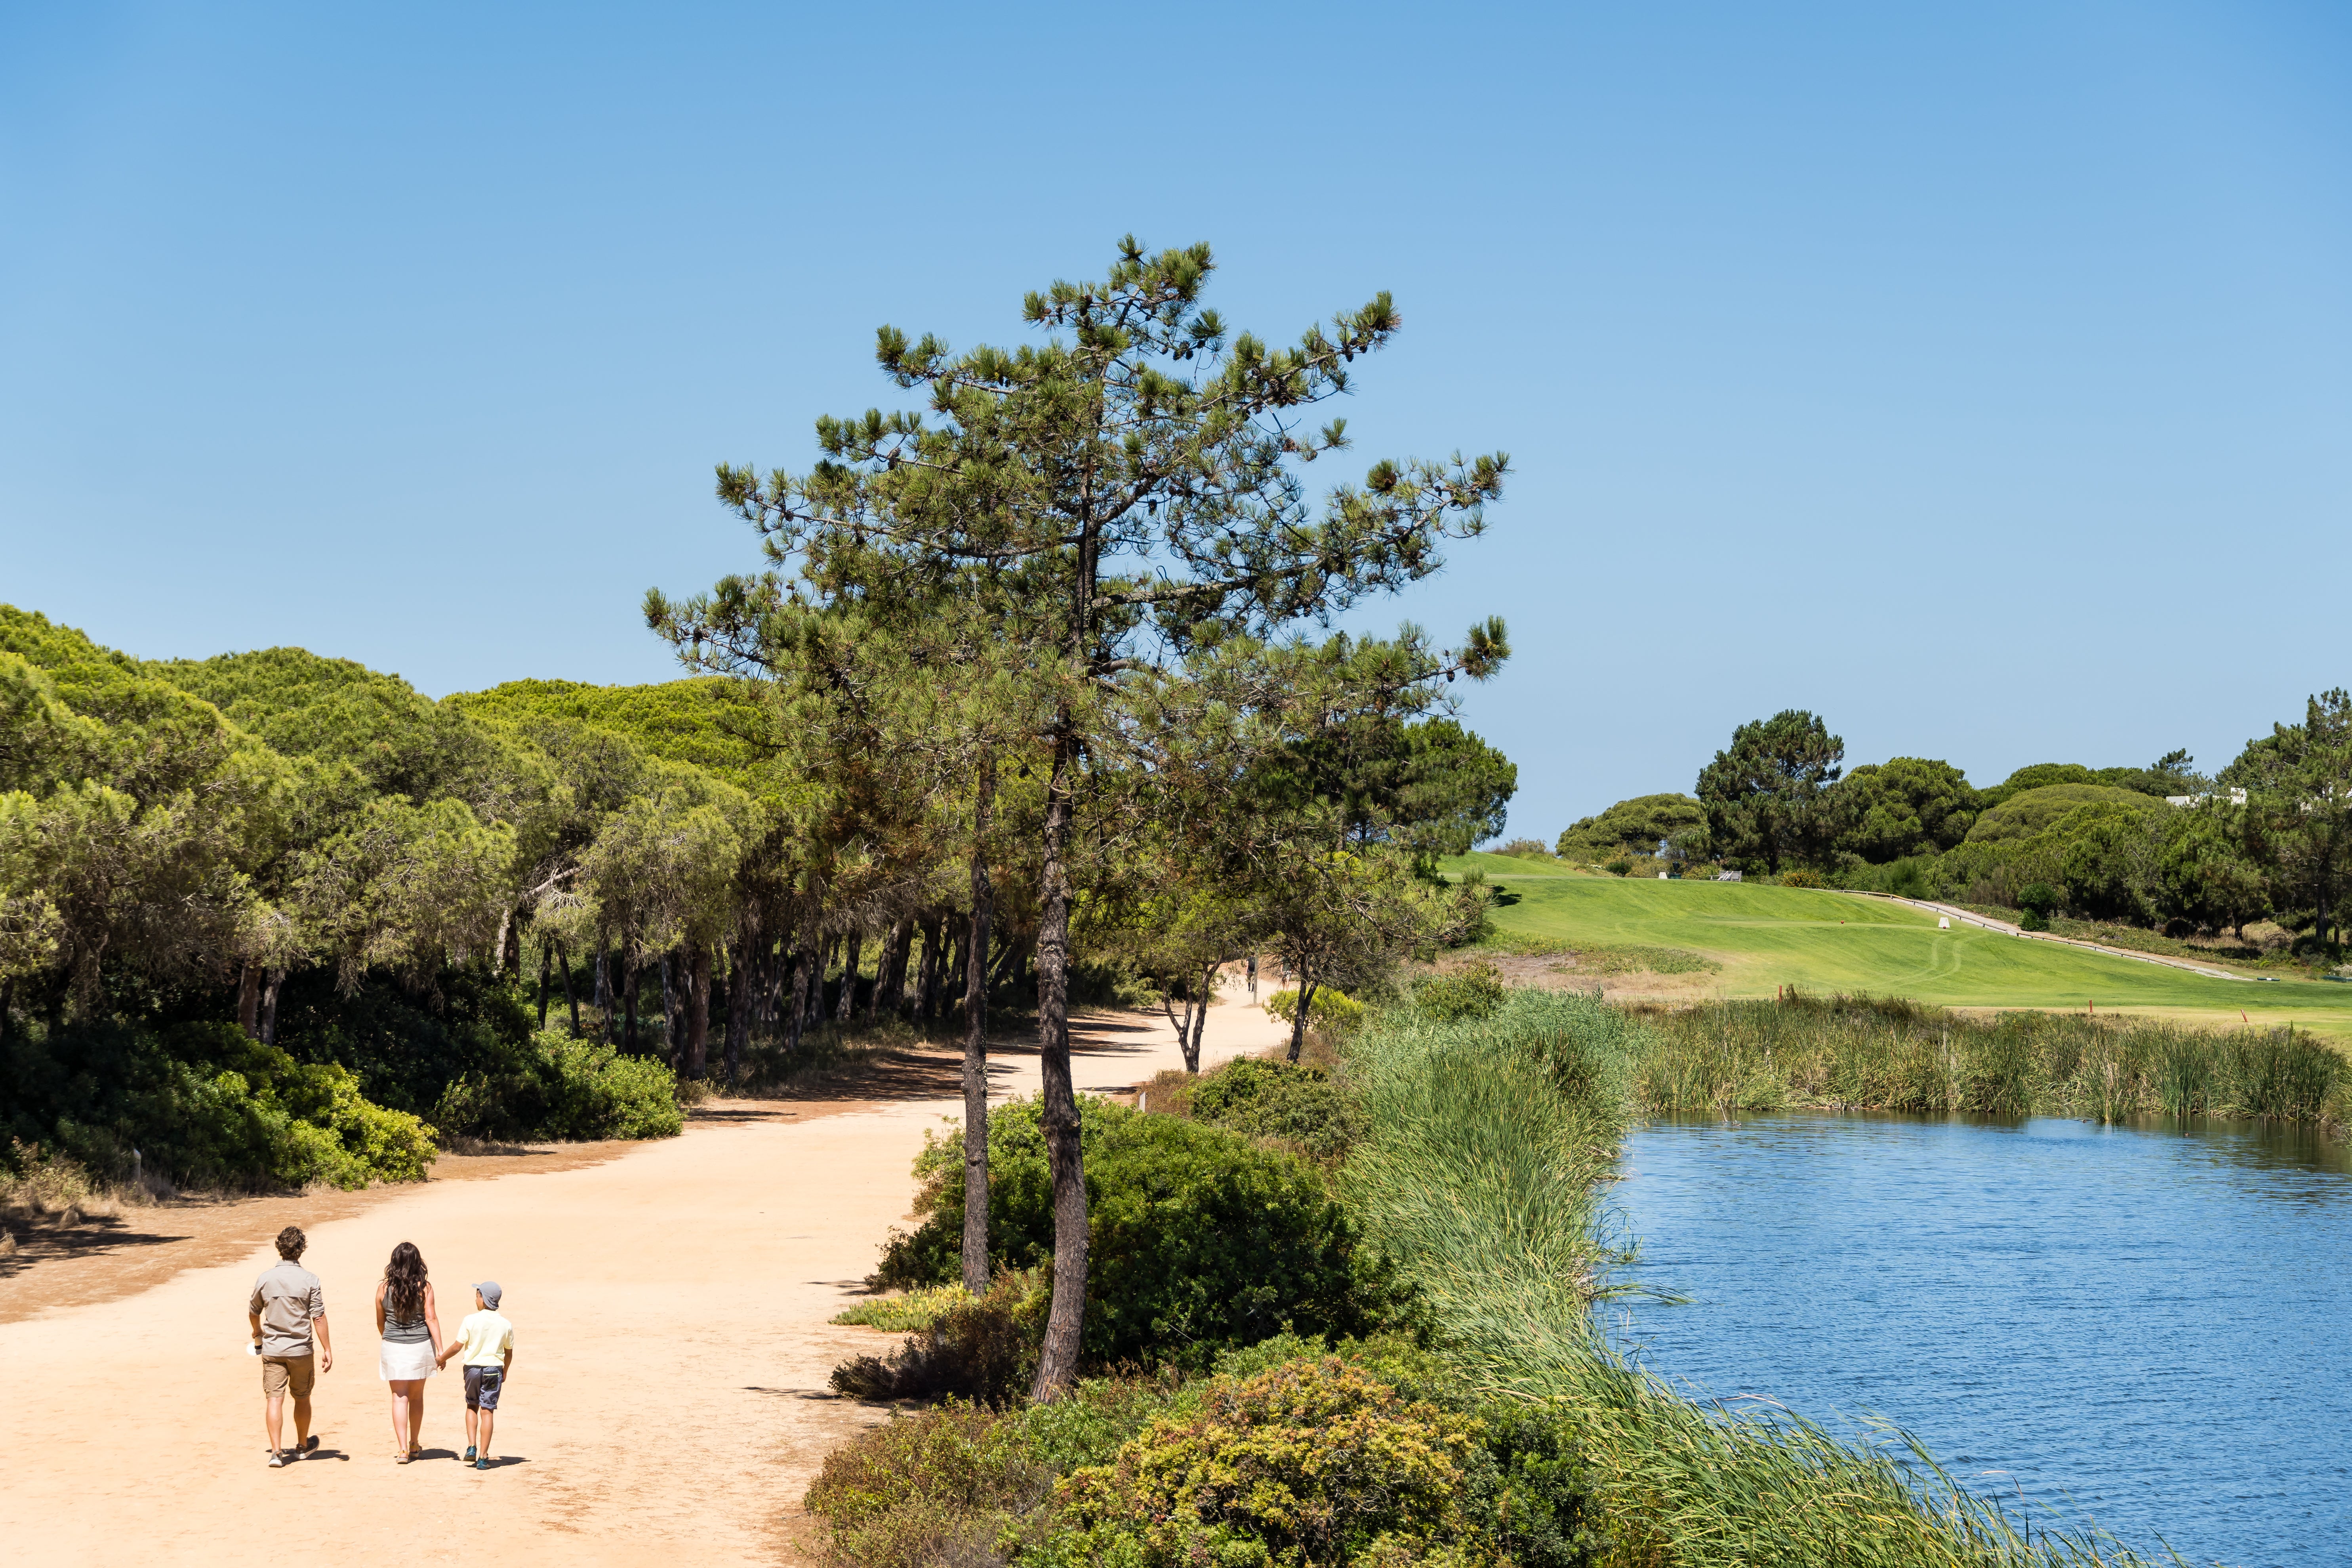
[384,1241,428,1321]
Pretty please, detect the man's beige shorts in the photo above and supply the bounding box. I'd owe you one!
[261,1355,315,1400]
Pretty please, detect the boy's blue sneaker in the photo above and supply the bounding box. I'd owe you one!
[464,1446,476,1462]
[475,1456,490,1471]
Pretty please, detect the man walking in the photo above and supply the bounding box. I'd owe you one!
[248,1225,334,1467]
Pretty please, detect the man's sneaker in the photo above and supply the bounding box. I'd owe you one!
[464,1446,476,1462]
[474,1456,489,1471]
[302,1436,319,1456]
[267,1451,285,1468]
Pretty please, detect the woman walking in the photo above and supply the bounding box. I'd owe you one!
[374,1242,444,1462]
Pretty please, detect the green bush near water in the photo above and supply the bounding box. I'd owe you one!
[873,1096,1405,1369]
[1185,1057,1365,1165]
[806,1336,1609,1568]
[1632,992,2347,1124]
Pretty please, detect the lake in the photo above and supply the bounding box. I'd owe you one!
[1609,1112,2351,1568]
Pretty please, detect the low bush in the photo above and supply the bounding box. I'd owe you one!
[431,1029,683,1142]
[1410,960,1506,1022]
[831,1273,1043,1408]
[1263,986,1366,1035]
[1042,1357,1496,1566]
[834,1282,977,1332]
[1184,1057,1364,1165]
[804,1400,1053,1568]
[1773,867,1827,888]
[105,1022,435,1189]
[873,1096,1406,1369]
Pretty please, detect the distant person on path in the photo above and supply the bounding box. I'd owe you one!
[248,1225,333,1468]
[436,1279,514,1470]
[374,1242,445,1463]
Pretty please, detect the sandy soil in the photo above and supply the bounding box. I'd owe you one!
[0,1002,1289,1566]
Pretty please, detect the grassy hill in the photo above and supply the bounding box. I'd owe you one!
[1444,855,2352,1042]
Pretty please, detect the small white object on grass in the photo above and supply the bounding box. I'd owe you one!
[1938,916,1950,929]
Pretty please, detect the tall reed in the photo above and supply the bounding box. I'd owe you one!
[1344,992,2179,1568]
[1630,993,2345,1128]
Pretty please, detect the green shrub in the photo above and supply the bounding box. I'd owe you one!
[1773,867,1826,888]
[804,1401,1051,1568]
[2018,881,2059,919]
[1185,1057,1365,1164]
[120,1023,434,1189]
[833,1282,976,1332]
[1602,857,1633,877]
[1262,986,1365,1035]
[831,1272,1043,1407]
[431,1029,682,1142]
[875,1096,1404,1369]
[1037,1356,1606,1568]
[2019,906,2051,932]
[1411,960,1506,1022]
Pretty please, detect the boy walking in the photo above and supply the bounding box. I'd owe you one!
[437,1280,514,1469]
[248,1225,333,1467]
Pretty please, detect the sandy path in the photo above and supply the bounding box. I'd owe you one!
[1,1001,1291,1565]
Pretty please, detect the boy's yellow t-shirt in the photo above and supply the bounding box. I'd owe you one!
[454,1309,514,1367]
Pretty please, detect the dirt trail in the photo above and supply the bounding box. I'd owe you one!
[1,1002,1290,1565]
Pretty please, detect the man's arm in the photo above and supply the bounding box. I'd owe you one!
[313,1311,333,1374]
[249,1309,263,1349]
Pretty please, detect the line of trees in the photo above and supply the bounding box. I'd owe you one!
[3,240,1517,1392]
[1549,701,2350,952]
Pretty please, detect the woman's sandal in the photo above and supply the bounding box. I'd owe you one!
[396,1448,412,1464]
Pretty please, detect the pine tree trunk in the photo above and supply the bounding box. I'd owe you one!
[594,939,610,1042]
[1186,961,1217,1072]
[559,942,581,1036]
[686,943,711,1079]
[785,945,811,1053]
[261,968,285,1046]
[237,962,261,1038]
[915,917,942,1020]
[724,936,753,1085]
[963,754,996,1296]
[944,924,966,1017]
[1032,733,1085,1401]
[536,945,552,1029]
[623,959,640,1054]
[1288,974,1318,1065]
[660,953,681,1067]
[835,931,862,1023]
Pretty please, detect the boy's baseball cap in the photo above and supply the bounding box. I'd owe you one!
[475,1281,503,1309]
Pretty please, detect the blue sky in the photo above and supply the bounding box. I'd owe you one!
[4,2,2347,838]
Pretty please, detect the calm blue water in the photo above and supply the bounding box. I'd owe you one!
[1609,1113,2351,1568]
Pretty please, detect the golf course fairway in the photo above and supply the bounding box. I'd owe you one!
[1443,854,2352,1042]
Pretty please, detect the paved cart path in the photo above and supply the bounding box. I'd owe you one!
[1,1002,1288,1565]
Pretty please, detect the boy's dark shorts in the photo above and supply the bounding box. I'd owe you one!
[463,1365,504,1411]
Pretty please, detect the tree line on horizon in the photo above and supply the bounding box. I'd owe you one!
[1532,703,2351,952]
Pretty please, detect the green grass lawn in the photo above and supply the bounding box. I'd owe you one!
[1443,855,2352,1042]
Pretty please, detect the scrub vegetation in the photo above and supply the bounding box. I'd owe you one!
[804,977,2284,1564]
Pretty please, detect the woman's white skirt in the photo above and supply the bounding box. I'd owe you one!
[378,1338,438,1381]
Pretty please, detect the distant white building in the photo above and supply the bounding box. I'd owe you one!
[2165,789,2248,807]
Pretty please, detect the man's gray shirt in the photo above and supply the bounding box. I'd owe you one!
[250,1260,324,1357]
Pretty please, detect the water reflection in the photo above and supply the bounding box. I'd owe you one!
[1610,1111,2351,1568]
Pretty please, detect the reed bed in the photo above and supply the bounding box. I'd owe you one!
[1343,992,2180,1568]
[1630,993,2348,1129]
